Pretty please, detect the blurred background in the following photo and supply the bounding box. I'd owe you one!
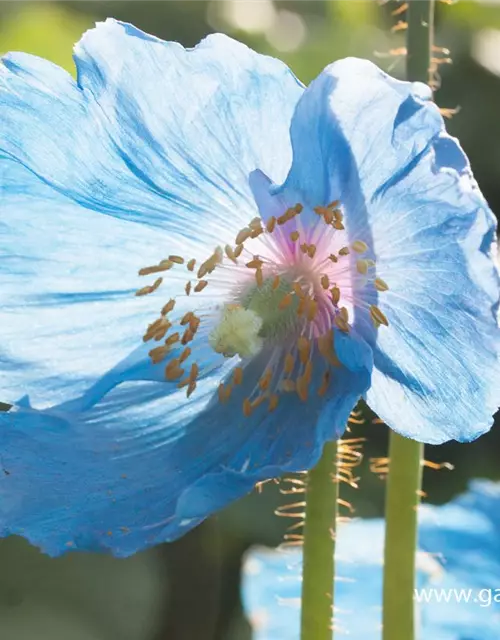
[0,1,499,638]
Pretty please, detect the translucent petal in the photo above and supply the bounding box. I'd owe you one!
[277,57,500,443]
[0,335,369,556]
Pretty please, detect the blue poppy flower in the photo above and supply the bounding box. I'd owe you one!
[243,480,500,640]
[0,19,499,556]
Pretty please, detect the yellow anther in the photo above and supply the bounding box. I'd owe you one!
[392,20,408,33]
[189,362,199,381]
[339,247,350,256]
[300,243,308,255]
[307,245,317,259]
[277,207,297,225]
[165,359,184,381]
[370,305,389,327]
[179,347,191,363]
[152,322,170,342]
[297,336,310,364]
[266,216,277,233]
[331,286,341,305]
[234,244,244,258]
[323,209,334,224]
[329,254,338,263]
[317,331,341,367]
[255,268,264,287]
[268,394,279,412]
[246,257,263,269]
[375,278,389,292]
[297,296,307,317]
[218,383,228,403]
[296,374,309,402]
[366,259,376,267]
[225,245,237,263]
[335,315,350,333]
[150,278,163,293]
[165,332,180,346]
[284,353,295,375]
[159,259,174,268]
[392,2,408,16]
[294,203,303,214]
[290,230,300,242]
[138,263,172,276]
[279,293,293,310]
[161,299,176,315]
[251,227,263,239]
[181,328,194,345]
[235,228,252,245]
[233,367,243,385]
[143,318,171,342]
[213,246,223,264]
[187,380,197,398]
[307,299,318,321]
[181,311,194,326]
[339,307,349,322]
[189,315,200,332]
[169,255,184,265]
[148,345,171,364]
[272,275,281,290]
[186,258,196,272]
[135,277,163,297]
[249,216,262,229]
[357,259,369,275]
[328,200,340,209]
[321,274,330,290]
[243,398,253,417]
[197,262,209,278]
[282,379,296,393]
[352,240,368,254]
[194,280,208,293]
[293,282,305,297]
[259,368,273,391]
[185,281,192,296]
[333,220,345,231]
[318,370,331,396]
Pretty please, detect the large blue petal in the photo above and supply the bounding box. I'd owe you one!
[0,23,305,407]
[0,158,222,408]
[0,331,369,556]
[243,480,500,640]
[0,19,303,246]
[277,58,500,443]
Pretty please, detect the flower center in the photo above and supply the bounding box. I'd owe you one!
[135,199,389,413]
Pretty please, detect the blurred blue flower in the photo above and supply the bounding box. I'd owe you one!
[0,20,499,555]
[243,481,500,640]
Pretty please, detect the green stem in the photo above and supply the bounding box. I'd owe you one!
[300,440,338,640]
[382,6,434,639]
[407,0,435,84]
[382,433,423,640]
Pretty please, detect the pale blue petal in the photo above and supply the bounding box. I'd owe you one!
[0,21,304,407]
[0,159,195,408]
[0,19,303,247]
[277,58,500,443]
[243,481,500,640]
[0,333,369,556]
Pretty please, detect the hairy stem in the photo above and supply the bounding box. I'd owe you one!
[300,440,338,640]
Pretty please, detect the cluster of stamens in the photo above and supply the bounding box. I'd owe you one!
[135,199,389,415]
